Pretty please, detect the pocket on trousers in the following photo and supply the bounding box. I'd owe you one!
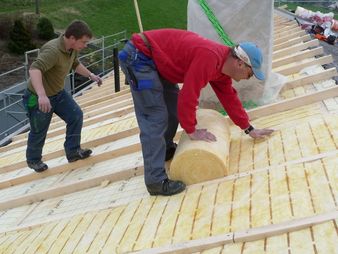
[131,64,156,91]
[139,89,162,108]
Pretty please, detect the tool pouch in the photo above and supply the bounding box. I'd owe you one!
[22,90,38,111]
[119,48,155,91]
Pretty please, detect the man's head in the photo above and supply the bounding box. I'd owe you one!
[64,20,92,51]
[222,42,264,82]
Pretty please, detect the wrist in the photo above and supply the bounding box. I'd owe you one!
[244,125,254,134]
[36,91,47,98]
[88,72,94,80]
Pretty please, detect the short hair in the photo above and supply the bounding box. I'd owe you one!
[64,20,92,39]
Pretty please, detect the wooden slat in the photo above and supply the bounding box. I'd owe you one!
[0,142,141,191]
[247,86,338,120]
[0,105,135,153]
[274,27,301,39]
[76,87,129,107]
[275,55,333,76]
[132,211,337,254]
[274,23,298,33]
[0,126,139,174]
[273,34,311,51]
[273,40,319,60]
[283,67,337,90]
[274,30,306,45]
[51,95,133,128]
[49,99,133,131]
[272,47,324,68]
[0,164,144,211]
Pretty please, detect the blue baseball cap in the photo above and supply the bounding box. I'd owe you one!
[234,42,265,80]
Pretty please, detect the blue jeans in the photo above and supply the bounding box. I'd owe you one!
[22,89,83,163]
[119,41,179,185]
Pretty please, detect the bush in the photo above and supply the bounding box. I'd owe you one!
[0,15,13,40]
[37,17,55,40]
[8,19,35,54]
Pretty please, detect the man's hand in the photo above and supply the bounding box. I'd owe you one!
[38,95,52,113]
[89,73,103,86]
[249,128,274,139]
[188,128,217,142]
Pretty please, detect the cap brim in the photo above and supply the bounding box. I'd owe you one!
[252,68,265,80]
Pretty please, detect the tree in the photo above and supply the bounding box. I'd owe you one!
[37,17,55,40]
[8,19,35,54]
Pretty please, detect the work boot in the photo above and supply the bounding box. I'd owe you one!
[27,161,48,173]
[67,148,92,163]
[146,179,186,196]
[165,143,177,161]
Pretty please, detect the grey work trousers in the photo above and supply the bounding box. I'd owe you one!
[118,41,179,185]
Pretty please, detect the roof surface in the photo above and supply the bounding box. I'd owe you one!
[0,14,337,254]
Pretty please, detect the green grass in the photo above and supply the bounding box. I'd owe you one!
[0,0,188,37]
[219,100,258,116]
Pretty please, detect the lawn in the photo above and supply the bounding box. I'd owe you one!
[0,0,188,37]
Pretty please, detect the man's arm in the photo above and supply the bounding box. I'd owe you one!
[211,81,274,138]
[178,52,218,142]
[75,63,102,86]
[29,68,52,113]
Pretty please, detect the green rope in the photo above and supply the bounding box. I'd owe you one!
[198,0,235,47]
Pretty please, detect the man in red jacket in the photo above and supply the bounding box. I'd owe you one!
[119,29,274,196]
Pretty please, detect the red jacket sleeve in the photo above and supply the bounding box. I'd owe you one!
[210,80,250,129]
[178,51,219,134]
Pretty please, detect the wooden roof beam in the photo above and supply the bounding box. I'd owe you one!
[273,40,319,60]
[133,211,337,254]
[272,47,324,68]
[247,85,338,120]
[275,55,333,76]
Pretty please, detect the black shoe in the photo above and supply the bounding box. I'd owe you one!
[27,161,48,173]
[165,143,177,161]
[146,179,186,196]
[67,148,92,163]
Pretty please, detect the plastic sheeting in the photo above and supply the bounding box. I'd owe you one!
[188,0,275,105]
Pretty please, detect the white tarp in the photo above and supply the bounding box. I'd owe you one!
[188,0,274,105]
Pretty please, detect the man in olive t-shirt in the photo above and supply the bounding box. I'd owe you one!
[23,20,102,172]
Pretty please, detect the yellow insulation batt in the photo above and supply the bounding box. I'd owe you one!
[170,109,231,185]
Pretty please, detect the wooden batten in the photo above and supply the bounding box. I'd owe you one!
[273,34,311,51]
[274,23,298,33]
[133,211,337,254]
[51,99,133,130]
[274,27,302,39]
[0,143,141,190]
[272,47,324,68]
[283,67,337,90]
[82,93,132,114]
[12,93,131,141]
[0,126,139,174]
[0,105,135,153]
[275,55,333,75]
[247,86,338,120]
[76,87,130,107]
[0,165,144,211]
[273,40,319,60]
[274,30,306,45]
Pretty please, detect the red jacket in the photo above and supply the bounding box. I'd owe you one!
[132,29,249,134]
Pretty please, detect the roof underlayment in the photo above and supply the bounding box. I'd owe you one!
[0,14,337,254]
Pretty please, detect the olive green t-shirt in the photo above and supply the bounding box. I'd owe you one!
[28,35,80,96]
